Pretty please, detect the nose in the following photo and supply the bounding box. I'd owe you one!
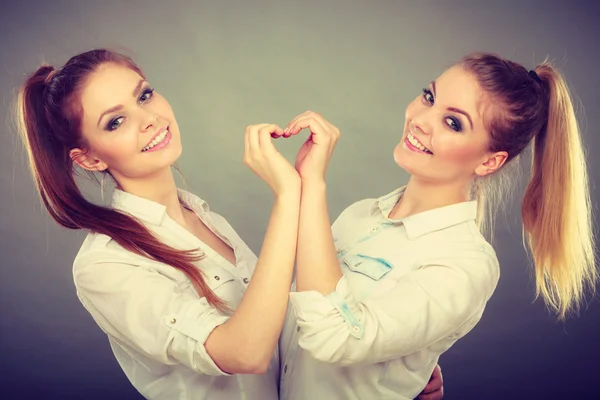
[140,109,159,132]
[411,108,433,136]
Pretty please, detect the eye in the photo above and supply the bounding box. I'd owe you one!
[445,116,462,132]
[422,88,434,105]
[139,88,154,104]
[107,116,124,131]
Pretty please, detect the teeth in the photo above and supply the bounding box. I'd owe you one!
[407,131,431,154]
[142,129,169,152]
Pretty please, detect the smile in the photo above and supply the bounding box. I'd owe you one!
[142,127,171,152]
[404,130,433,155]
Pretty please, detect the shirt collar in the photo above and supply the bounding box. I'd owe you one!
[373,186,478,240]
[111,188,209,225]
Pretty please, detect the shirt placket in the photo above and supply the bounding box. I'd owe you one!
[279,322,301,400]
[197,211,252,288]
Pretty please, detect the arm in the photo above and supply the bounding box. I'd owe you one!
[284,111,342,294]
[295,180,341,293]
[74,255,235,376]
[289,252,499,365]
[205,189,300,373]
[205,123,301,373]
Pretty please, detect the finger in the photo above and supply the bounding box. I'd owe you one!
[422,379,442,394]
[418,389,443,400]
[248,124,269,156]
[287,116,328,141]
[423,366,443,393]
[269,124,285,139]
[257,124,283,151]
[284,110,320,134]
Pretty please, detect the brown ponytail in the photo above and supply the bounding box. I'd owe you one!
[17,50,228,312]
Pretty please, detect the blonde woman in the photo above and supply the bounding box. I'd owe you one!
[279,52,596,399]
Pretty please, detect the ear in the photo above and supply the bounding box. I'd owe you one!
[69,148,108,172]
[474,151,508,177]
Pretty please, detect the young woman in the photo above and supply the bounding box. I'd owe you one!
[278,53,597,399]
[17,49,304,399]
[17,48,445,400]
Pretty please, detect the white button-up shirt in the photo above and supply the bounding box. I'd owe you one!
[279,187,500,399]
[73,189,279,400]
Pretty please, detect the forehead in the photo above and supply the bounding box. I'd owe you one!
[435,65,488,123]
[79,63,143,120]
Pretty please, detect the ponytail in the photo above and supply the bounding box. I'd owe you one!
[17,51,229,313]
[521,64,597,319]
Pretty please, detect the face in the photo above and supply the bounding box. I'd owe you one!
[73,63,182,183]
[393,65,506,185]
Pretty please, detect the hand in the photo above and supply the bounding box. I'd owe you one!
[243,123,300,196]
[282,111,340,182]
[418,364,444,400]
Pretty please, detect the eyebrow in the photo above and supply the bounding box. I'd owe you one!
[96,79,147,127]
[431,80,474,130]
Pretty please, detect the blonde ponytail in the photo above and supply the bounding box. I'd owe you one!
[521,64,597,319]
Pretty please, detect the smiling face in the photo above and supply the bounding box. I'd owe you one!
[70,62,182,186]
[394,65,506,186]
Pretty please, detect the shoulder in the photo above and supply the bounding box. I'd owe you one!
[334,197,379,222]
[420,234,500,299]
[72,231,160,278]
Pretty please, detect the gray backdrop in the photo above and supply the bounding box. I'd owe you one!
[1,1,598,399]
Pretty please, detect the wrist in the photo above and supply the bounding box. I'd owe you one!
[274,180,301,200]
[301,177,327,191]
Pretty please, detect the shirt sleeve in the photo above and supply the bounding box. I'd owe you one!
[74,250,231,376]
[288,250,499,366]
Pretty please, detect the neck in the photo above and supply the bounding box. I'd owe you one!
[390,175,472,219]
[115,167,186,223]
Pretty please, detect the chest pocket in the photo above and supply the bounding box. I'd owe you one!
[343,254,394,280]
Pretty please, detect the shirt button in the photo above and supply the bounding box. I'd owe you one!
[296,326,301,332]
[371,226,379,233]
[214,275,220,281]
[170,318,177,324]
[284,365,288,373]
[352,326,360,332]
[243,277,249,284]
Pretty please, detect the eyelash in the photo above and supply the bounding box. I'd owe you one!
[106,87,155,131]
[421,88,463,132]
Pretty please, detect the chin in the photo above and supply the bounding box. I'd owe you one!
[393,142,411,171]
[393,142,432,178]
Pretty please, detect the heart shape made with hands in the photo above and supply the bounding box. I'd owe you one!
[270,111,341,178]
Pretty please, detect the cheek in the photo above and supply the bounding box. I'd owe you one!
[153,94,175,118]
[93,129,140,165]
[433,135,485,165]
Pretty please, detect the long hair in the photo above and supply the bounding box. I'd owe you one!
[461,52,596,319]
[17,49,228,312]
